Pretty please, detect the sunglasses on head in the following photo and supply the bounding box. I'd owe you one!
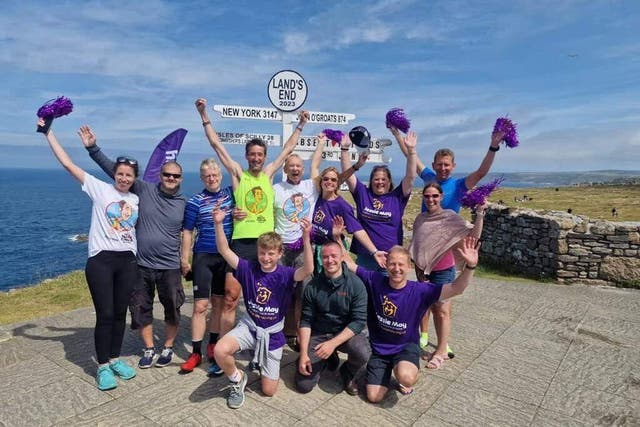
[116,156,138,166]
[162,172,182,179]
[423,194,440,199]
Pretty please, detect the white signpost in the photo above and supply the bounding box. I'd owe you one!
[212,70,390,166]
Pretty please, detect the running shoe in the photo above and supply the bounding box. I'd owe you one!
[206,342,216,362]
[207,362,224,377]
[226,371,248,409]
[138,348,155,369]
[96,365,117,391]
[109,359,136,380]
[180,353,202,373]
[419,333,429,350]
[155,348,174,367]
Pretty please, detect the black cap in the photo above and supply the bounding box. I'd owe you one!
[349,126,371,149]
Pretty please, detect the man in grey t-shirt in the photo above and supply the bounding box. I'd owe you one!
[82,127,186,369]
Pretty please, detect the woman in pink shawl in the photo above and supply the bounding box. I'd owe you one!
[409,183,486,369]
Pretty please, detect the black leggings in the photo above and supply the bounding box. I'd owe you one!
[85,251,138,364]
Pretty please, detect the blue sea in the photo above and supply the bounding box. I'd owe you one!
[3,167,634,291]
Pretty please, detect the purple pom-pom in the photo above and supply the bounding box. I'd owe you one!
[462,177,504,209]
[323,129,344,146]
[385,108,411,133]
[37,96,74,119]
[493,117,518,148]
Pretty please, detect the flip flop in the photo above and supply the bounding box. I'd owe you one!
[398,383,414,395]
[426,354,446,370]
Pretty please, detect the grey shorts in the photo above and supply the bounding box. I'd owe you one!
[227,320,284,380]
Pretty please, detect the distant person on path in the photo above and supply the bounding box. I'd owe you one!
[409,183,487,370]
[211,201,314,409]
[84,128,186,370]
[339,130,418,273]
[40,119,139,391]
[391,125,505,356]
[196,98,309,340]
[180,159,234,375]
[612,207,618,217]
[295,240,370,396]
[342,242,480,403]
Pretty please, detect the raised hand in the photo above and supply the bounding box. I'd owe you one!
[300,217,312,236]
[457,236,480,267]
[332,215,345,241]
[211,198,229,224]
[404,131,418,150]
[339,133,351,150]
[195,98,207,114]
[77,125,96,148]
[491,130,505,148]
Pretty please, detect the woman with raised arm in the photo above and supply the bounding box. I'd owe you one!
[310,152,387,273]
[340,131,418,273]
[409,182,487,370]
[38,119,140,391]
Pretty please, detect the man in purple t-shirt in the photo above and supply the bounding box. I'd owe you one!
[211,201,314,409]
[344,241,479,403]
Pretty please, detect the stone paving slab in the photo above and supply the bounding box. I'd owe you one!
[1,277,639,426]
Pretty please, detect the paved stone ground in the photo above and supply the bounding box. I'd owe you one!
[1,277,639,426]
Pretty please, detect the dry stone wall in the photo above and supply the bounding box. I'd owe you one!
[480,205,640,286]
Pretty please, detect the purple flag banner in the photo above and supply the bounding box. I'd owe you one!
[143,128,188,183]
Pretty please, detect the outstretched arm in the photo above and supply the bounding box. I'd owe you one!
[309,132,326,181]
[212,199,239,269]
[401,131,418,196]
[79,125,116,179]
[339,134,367,192]
[469,203,487,239]
[39,119,85,184]
[265,111,310,178]
[390,126,424,175]
[440,236,479,300]
[196,98,243,188]
[464,130,504,189]
[294,218,314,282]
[352,230,387,269]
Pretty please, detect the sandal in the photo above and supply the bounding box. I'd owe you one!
[426,354,446,370]
[398,383,414,395]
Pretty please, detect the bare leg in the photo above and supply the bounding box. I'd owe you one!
[140,324,154,348]
[191,299,209,341]
[220,273,241,335]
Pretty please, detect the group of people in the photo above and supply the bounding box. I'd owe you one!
[38,97,505,408]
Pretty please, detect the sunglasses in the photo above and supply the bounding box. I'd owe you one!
[162,172,182,179]
[322,176,338,182]
[116,156,138,166]
[423,194,440,199]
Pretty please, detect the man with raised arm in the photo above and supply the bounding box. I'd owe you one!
[390,125,504,358]
[194,98,310,368]
[83,129,186,370]
[342,239,480,403]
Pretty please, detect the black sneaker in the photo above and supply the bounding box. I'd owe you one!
[138,348,155,369]
[339,364,358,396]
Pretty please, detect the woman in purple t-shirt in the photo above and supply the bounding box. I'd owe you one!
[310,166,385,273]
[340,131,419,272]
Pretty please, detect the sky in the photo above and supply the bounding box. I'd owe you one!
[2,0,639,176]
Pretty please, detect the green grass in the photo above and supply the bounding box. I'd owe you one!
[2,184,636,326]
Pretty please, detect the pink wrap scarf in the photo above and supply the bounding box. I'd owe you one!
[409,209,472,275]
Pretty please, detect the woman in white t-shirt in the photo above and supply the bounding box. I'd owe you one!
[39,119,140,391]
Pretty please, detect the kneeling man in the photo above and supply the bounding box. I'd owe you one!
[295,241,370,395]
[344,239,479,403]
